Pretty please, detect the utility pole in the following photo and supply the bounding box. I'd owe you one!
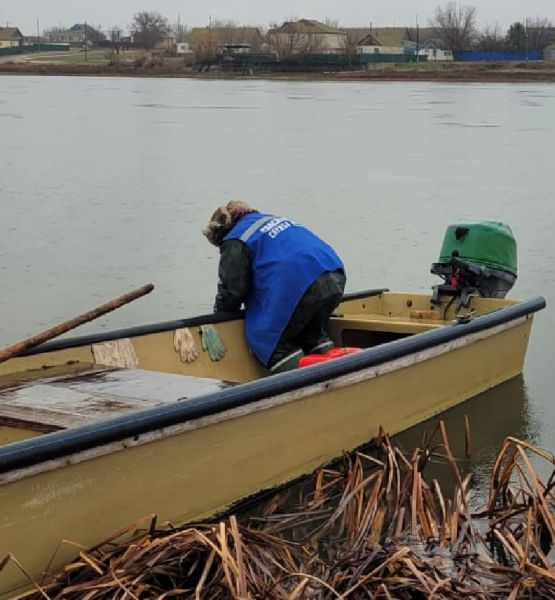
[176,12,181,42]
[84,20,88,61]
[415,14,419,63]
[209,14,213,57]
[525,17,529,63]
[36,18,40,51]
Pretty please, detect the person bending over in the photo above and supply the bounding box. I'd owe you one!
[203,201,346,374]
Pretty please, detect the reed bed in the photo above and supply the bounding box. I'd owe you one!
[8,422,555,599]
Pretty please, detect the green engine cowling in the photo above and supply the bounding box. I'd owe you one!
[431,221,517,304]
[439,221,517,275]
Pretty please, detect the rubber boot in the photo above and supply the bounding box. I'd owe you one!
[306,339,334,355]
[269,349,304,375]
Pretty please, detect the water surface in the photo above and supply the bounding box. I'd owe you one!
[1,75,554,467]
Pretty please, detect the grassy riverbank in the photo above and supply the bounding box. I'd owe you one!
[1,50,555,82]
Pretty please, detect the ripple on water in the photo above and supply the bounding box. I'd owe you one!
[135,103,258,110]
[438,121,499,128]
[135,103,183,109]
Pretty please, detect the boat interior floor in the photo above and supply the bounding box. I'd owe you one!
[0,366,234,433]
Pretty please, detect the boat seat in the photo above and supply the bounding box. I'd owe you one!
[331,314,445,334]
[0,366,233,433]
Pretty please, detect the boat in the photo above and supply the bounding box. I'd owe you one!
[0,222,546,597]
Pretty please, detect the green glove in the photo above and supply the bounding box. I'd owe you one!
[200,324,227,361]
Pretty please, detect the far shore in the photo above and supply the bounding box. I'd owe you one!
[2,56,555,83]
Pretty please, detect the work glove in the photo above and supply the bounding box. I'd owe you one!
[200,324,227,361]
[173,327,200,363]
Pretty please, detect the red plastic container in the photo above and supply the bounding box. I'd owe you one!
[299,347,361,368]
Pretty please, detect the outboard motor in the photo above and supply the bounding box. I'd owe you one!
[431,221,517,309]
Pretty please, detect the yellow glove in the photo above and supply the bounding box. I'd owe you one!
[173,327,200,363]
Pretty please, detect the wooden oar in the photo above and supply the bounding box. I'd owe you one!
[0,283,154,364]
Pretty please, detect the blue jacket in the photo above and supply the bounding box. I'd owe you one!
[224,213,344,365]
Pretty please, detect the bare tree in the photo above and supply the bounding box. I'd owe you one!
[131,11,169,50]
[108,26,122,42]
[268,30,300,59]
[476,23,506,51]
[189,25,218,70]
[190,20,257,68]
[211,19,241,47]
[297,34,324,59]
[429,2,477,51]
[526,17,555,51]
[42,26,66,42]
[339,32,359,65]
[268,23,324,59]
[324,18,339,29]
[173,15,190,43]
[106,26,123,55]
[245,28,264,52]
[87,24,106,45]
[210,21,264,51]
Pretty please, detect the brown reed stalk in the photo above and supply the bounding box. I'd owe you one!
[7,423,555,599]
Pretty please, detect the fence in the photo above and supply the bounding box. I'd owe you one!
[0,46,29,56]
[33,43,70,52]
[0,44,70,57]
[217,52,422,73]
[453,50,542,62]
[359,53,422,64]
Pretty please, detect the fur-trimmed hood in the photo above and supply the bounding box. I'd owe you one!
[202,201,258,246]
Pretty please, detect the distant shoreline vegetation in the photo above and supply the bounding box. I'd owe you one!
[2,13,554,81]
[1,58,555,83]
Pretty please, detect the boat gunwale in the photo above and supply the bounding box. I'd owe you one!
[0,295,546,475]
[22,288,390,356]
[0,315,529,486]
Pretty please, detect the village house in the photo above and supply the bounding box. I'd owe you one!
[404,27,453,61]
[340,26,452,60]
[0,27,24,49]
[50,24,105,47]
[153,34,177,54]
[351,27,407,54]
[268,20,347,57]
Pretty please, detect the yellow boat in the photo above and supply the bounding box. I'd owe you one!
[0,287,545,597]
[0,221,546,596]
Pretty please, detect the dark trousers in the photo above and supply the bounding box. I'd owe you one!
[268,270,346,372]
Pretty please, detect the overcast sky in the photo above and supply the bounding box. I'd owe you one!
[2,0,554,36]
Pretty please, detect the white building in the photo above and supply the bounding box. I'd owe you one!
[417,48,453,61]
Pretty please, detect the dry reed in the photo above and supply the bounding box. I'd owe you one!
[6,422,555,599]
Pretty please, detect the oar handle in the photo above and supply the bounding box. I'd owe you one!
[0,283,154,364]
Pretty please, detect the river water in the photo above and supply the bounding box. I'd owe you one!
[1,75,554,475]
